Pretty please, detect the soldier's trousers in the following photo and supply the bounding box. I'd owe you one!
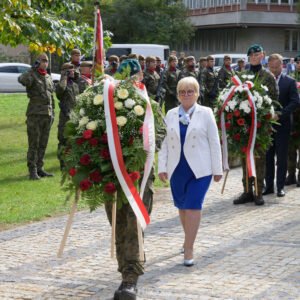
[26,115,52,171]
[241,155,265,196]
[164,94,179,113]
[57,113,69,169]
[104,168,154,284]
[287,142,300,178]
[202,96,216,109]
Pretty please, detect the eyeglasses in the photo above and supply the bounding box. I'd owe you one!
[178,89,195,96]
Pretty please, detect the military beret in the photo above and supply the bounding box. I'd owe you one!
[294,55,300,62]
[237,58,246,63]
[71,48,81,55]
[61,63,75,70]
[247,44,263,56]
[185,56,195,63]
[138,55,145,61]
[108,55,119,63]
[145,56,156,63]
[38,53,49,62]
[128,53,138,59]
[168,55,177,63]
[116,59,141,77]
[80,61,93,68]
[206,55,214,61]
[224,55,231,60]
[156,57,161,61]
[199,57,207,62]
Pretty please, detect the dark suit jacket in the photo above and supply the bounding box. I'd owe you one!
[276,74,300,132]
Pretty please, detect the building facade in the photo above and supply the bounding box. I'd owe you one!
[182,0,300,58]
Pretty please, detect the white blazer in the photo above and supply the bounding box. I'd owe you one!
[158,104,223,179]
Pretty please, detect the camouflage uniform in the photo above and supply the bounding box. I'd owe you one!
[56,64,80,169]
[162,67,180,113]
[286,70,300,185]
[77,61,93,94]
[143,69,160,100]
[217,65,235,89]
[104,169,154,285]
[238,66,279,203]
[18,64,55,179]
[202,66,219,108]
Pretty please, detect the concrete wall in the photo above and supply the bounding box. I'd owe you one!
[0,45,31,63]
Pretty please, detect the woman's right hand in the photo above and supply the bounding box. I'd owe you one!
[158,172,168,183]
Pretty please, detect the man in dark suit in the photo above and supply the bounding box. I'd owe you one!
[263,53,300,197]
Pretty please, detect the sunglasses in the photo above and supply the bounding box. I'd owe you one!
[178,89,195,96]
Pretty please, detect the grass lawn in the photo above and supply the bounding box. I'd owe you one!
[0,93,167,230]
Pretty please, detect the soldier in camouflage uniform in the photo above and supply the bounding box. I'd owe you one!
[56,63,80,170]
[77,61,93,94]
[202,55,219,108]
[161,55,180,113]
[235,58,246,74]
[178,56,198,81]
[18,53,55,180]
[286,54,300,187]
[69,48,81,77]
[233,44,279,206]
[217,55,235,89]
[197,57,207,105]
[177,52,185,71]
[138,55,145,71]
[143,56,160,101]
[105,59,165,300]
[105,55,120,76]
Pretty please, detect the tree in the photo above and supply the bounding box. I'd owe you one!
[0,0,111,59]
[75,0,194,48]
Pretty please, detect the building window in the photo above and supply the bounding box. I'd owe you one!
[284,30,300,51]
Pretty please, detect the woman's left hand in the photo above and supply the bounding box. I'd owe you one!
[214,175,222,182]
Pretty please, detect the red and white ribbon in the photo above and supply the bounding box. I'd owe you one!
[103,79,151,229]
[220,75,257,177]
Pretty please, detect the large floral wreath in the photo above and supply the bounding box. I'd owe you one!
[61,76,165,211]
[215,74,280,163]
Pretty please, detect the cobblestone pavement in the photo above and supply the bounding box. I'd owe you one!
[0,167,299,300]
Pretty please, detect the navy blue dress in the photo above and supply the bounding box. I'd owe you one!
[170,122,212,210]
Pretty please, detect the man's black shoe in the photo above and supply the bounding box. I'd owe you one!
[233,192,254,205]
[119,283,137,300]
[37,169,54,177]
[114,282,124,300]
[285,176,296,186]
[262,187,274,196]
[254,195,264,206]
[277,189,285,197]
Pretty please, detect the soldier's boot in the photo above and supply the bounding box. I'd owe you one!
[297,172,300,188]
[119,283,137,300]
[233,192,254,205]
[114,282,124,300]
[29,168,40,180]
[285,174,296,186]
[37,169,54,177]
[254,194,265,206]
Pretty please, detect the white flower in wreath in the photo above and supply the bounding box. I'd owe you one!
[79,116,89,127]
[114,101,123,110]
[235,85,244,93]
[117,88,129,100]
[239,100,251,114]
[261,84,269,92]
[270,105,275,117]
[247,75,255,80]
[214,107,218,114]
[225,105,229,112]
[124,98,136,109]
[227,99,237,111]
[116,116,127,127]
[79,108,85,116]
[133,105,145,116]
[86,120,98,131]
[241,74,247,79]
[70,111,79,123]
[256,97,263,109]
[263,95,272,105]
[93,94,104,105]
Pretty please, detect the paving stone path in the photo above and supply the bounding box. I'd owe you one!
[0,167,299,299]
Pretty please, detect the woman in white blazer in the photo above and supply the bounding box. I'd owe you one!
[158,77,223,266]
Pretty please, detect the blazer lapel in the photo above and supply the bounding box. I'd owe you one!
[186,104,201,138]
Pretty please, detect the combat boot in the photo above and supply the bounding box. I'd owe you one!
[119,282,137,300]
[114,282,124,300]
[37,169,54,177]
[233,192,254,205]
[254,195,264,206]
[29,168,40,180]
[285,174,296,186]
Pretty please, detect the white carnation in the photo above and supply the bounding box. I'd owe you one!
[117,88,129,100]
[93,94,104,105]
[263,95,272,105]
[114,101,123,110]
[239,100,251,114]
[86,120,98,131]
[261,84,269,92]
[79,116,89,127]
[241,74,247,79]
[116,116,127,127]
[227,100,237,111]
[247,75,255,80]
[124,98,136,109]
[79,108,85,116]
[133,105,145,116]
